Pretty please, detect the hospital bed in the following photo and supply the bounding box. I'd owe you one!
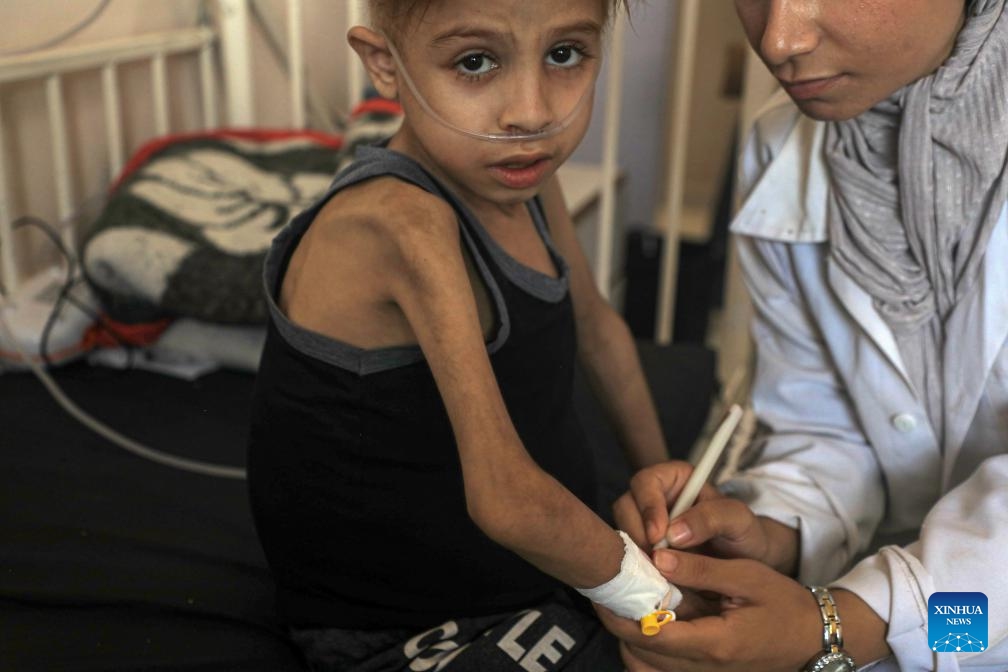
[0,2,716,669]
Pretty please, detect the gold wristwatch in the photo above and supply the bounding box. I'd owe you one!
[804,586,857,672]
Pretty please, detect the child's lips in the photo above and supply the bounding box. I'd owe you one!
[488,155,552,189]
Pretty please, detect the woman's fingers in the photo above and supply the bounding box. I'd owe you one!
[595,598,717,661]
[622,461,698,546]
[615,461,761,558]
[652,549,767,599]
[619,641,667,672]
[670,587,723,621]
[663,497,767,561]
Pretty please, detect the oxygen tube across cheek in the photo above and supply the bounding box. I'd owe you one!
[382,35,599,144]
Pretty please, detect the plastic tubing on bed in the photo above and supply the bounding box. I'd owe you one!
[0,293,247,480]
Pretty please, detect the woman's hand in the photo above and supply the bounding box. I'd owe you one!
[613,461,799,575]
[596,550,823,672]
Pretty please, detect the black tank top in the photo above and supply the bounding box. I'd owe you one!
[247,146,594,629]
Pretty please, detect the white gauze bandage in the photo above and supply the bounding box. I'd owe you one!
[576,531,683,621]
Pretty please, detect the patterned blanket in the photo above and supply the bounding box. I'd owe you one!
[82,99,402,325]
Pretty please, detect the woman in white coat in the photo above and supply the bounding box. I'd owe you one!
[600,1,1008,670]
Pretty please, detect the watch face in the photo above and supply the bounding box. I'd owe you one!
[809,651,857,672]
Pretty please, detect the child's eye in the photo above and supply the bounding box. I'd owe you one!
[455,52,498,79]
[546,44,586,68]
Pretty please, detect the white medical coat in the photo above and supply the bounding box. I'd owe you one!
[722,91,1008,671]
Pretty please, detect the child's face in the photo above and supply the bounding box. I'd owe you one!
[387,0,604,211]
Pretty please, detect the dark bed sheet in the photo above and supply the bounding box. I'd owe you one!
[573,341,718,519]
[0,362,305,671]
[0,342,714,671]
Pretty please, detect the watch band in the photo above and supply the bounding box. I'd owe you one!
[805,586,857,672]
[809,585,844,653]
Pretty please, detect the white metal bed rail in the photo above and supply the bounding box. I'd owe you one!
[0,26,218,294]
[0,0,363,294]
[216,0,364,130]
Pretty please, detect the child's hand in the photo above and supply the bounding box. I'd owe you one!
[595,551,822,672]
[575,531,682,624]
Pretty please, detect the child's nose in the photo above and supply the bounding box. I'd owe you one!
[497,72,555,135]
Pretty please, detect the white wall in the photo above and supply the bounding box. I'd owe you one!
[683,0,747,214]
[577,1,746,226]
[572,0,676,233]
[574,0,746,302]
[224,0,355,128]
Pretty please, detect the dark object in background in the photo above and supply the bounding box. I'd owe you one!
[575,340,717,522]
[675,237,722,345]
[621,230,719,345]
[622,228,663,340]
[622,131,739,346]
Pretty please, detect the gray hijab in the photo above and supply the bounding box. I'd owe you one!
[825,0,1008,442]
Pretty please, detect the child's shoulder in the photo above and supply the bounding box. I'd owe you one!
[315,175,454,237]
[307,174,462,274]
[280,174,465,332]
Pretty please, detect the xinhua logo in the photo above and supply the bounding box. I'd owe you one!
[928,592,988,653]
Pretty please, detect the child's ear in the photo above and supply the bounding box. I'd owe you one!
[347,27,399,100]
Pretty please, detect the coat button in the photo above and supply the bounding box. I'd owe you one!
[891,413,917,433]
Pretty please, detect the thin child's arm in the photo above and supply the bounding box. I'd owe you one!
[375,186,625,589]
[539,177,669,470]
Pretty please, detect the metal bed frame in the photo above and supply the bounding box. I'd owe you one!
[0,0,370,296]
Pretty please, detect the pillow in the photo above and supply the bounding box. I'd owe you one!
[81,129,345,325]
[82,95,403,326]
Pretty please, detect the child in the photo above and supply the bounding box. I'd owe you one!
[247,1,679,669]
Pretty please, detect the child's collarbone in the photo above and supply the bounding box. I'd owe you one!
[478,208,558,281]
